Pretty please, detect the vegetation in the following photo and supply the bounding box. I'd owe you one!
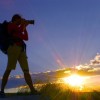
[17,83,100,100]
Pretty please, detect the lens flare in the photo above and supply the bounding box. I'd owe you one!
[62,74,85,90]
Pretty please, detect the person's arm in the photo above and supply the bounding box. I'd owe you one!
[18,25,28,41]
[8,23,28,41]
[19,27,28,41]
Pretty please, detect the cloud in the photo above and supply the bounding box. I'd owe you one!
[90,53,100,65]
[76,64,91,70]
[76,53,100,73]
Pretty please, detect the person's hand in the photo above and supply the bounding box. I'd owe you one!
[21,19,29,27]
[20,19,29,31]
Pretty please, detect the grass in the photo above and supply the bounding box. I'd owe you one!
[17,83,100,100]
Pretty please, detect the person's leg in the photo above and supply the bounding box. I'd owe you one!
[18,52,37,93]
[1,45,20,92]
[23,70,37,93]
[1,69,11,92]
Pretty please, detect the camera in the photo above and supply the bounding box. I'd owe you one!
[21,19,35,25]
[26,20,35,25]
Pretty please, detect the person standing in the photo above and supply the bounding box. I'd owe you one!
[0,14,37,97]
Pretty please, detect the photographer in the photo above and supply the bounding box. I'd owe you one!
[0,14,37,97]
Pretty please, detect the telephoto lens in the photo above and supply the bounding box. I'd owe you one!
[26,20,35,24]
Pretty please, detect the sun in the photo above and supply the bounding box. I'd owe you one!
[62,74,85,90]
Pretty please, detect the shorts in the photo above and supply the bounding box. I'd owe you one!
[6,44,29,71]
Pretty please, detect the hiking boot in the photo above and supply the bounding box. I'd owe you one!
[0,91,6,98]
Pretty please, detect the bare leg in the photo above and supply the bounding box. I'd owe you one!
[23,72,37,93]
[18,52,38,93]
[1,70,11,92]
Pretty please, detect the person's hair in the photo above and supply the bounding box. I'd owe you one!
[11,14,22,22]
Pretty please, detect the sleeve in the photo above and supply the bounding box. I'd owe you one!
[8,23,28,41]
[18,27,28,41]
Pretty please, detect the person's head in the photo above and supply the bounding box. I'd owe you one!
[11,14,22,25]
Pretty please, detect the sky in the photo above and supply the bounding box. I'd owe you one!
[0,0,100,76]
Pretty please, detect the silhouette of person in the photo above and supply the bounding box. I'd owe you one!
[0,14,37,96]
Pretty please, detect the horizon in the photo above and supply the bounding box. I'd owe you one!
[0,66,100,93]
